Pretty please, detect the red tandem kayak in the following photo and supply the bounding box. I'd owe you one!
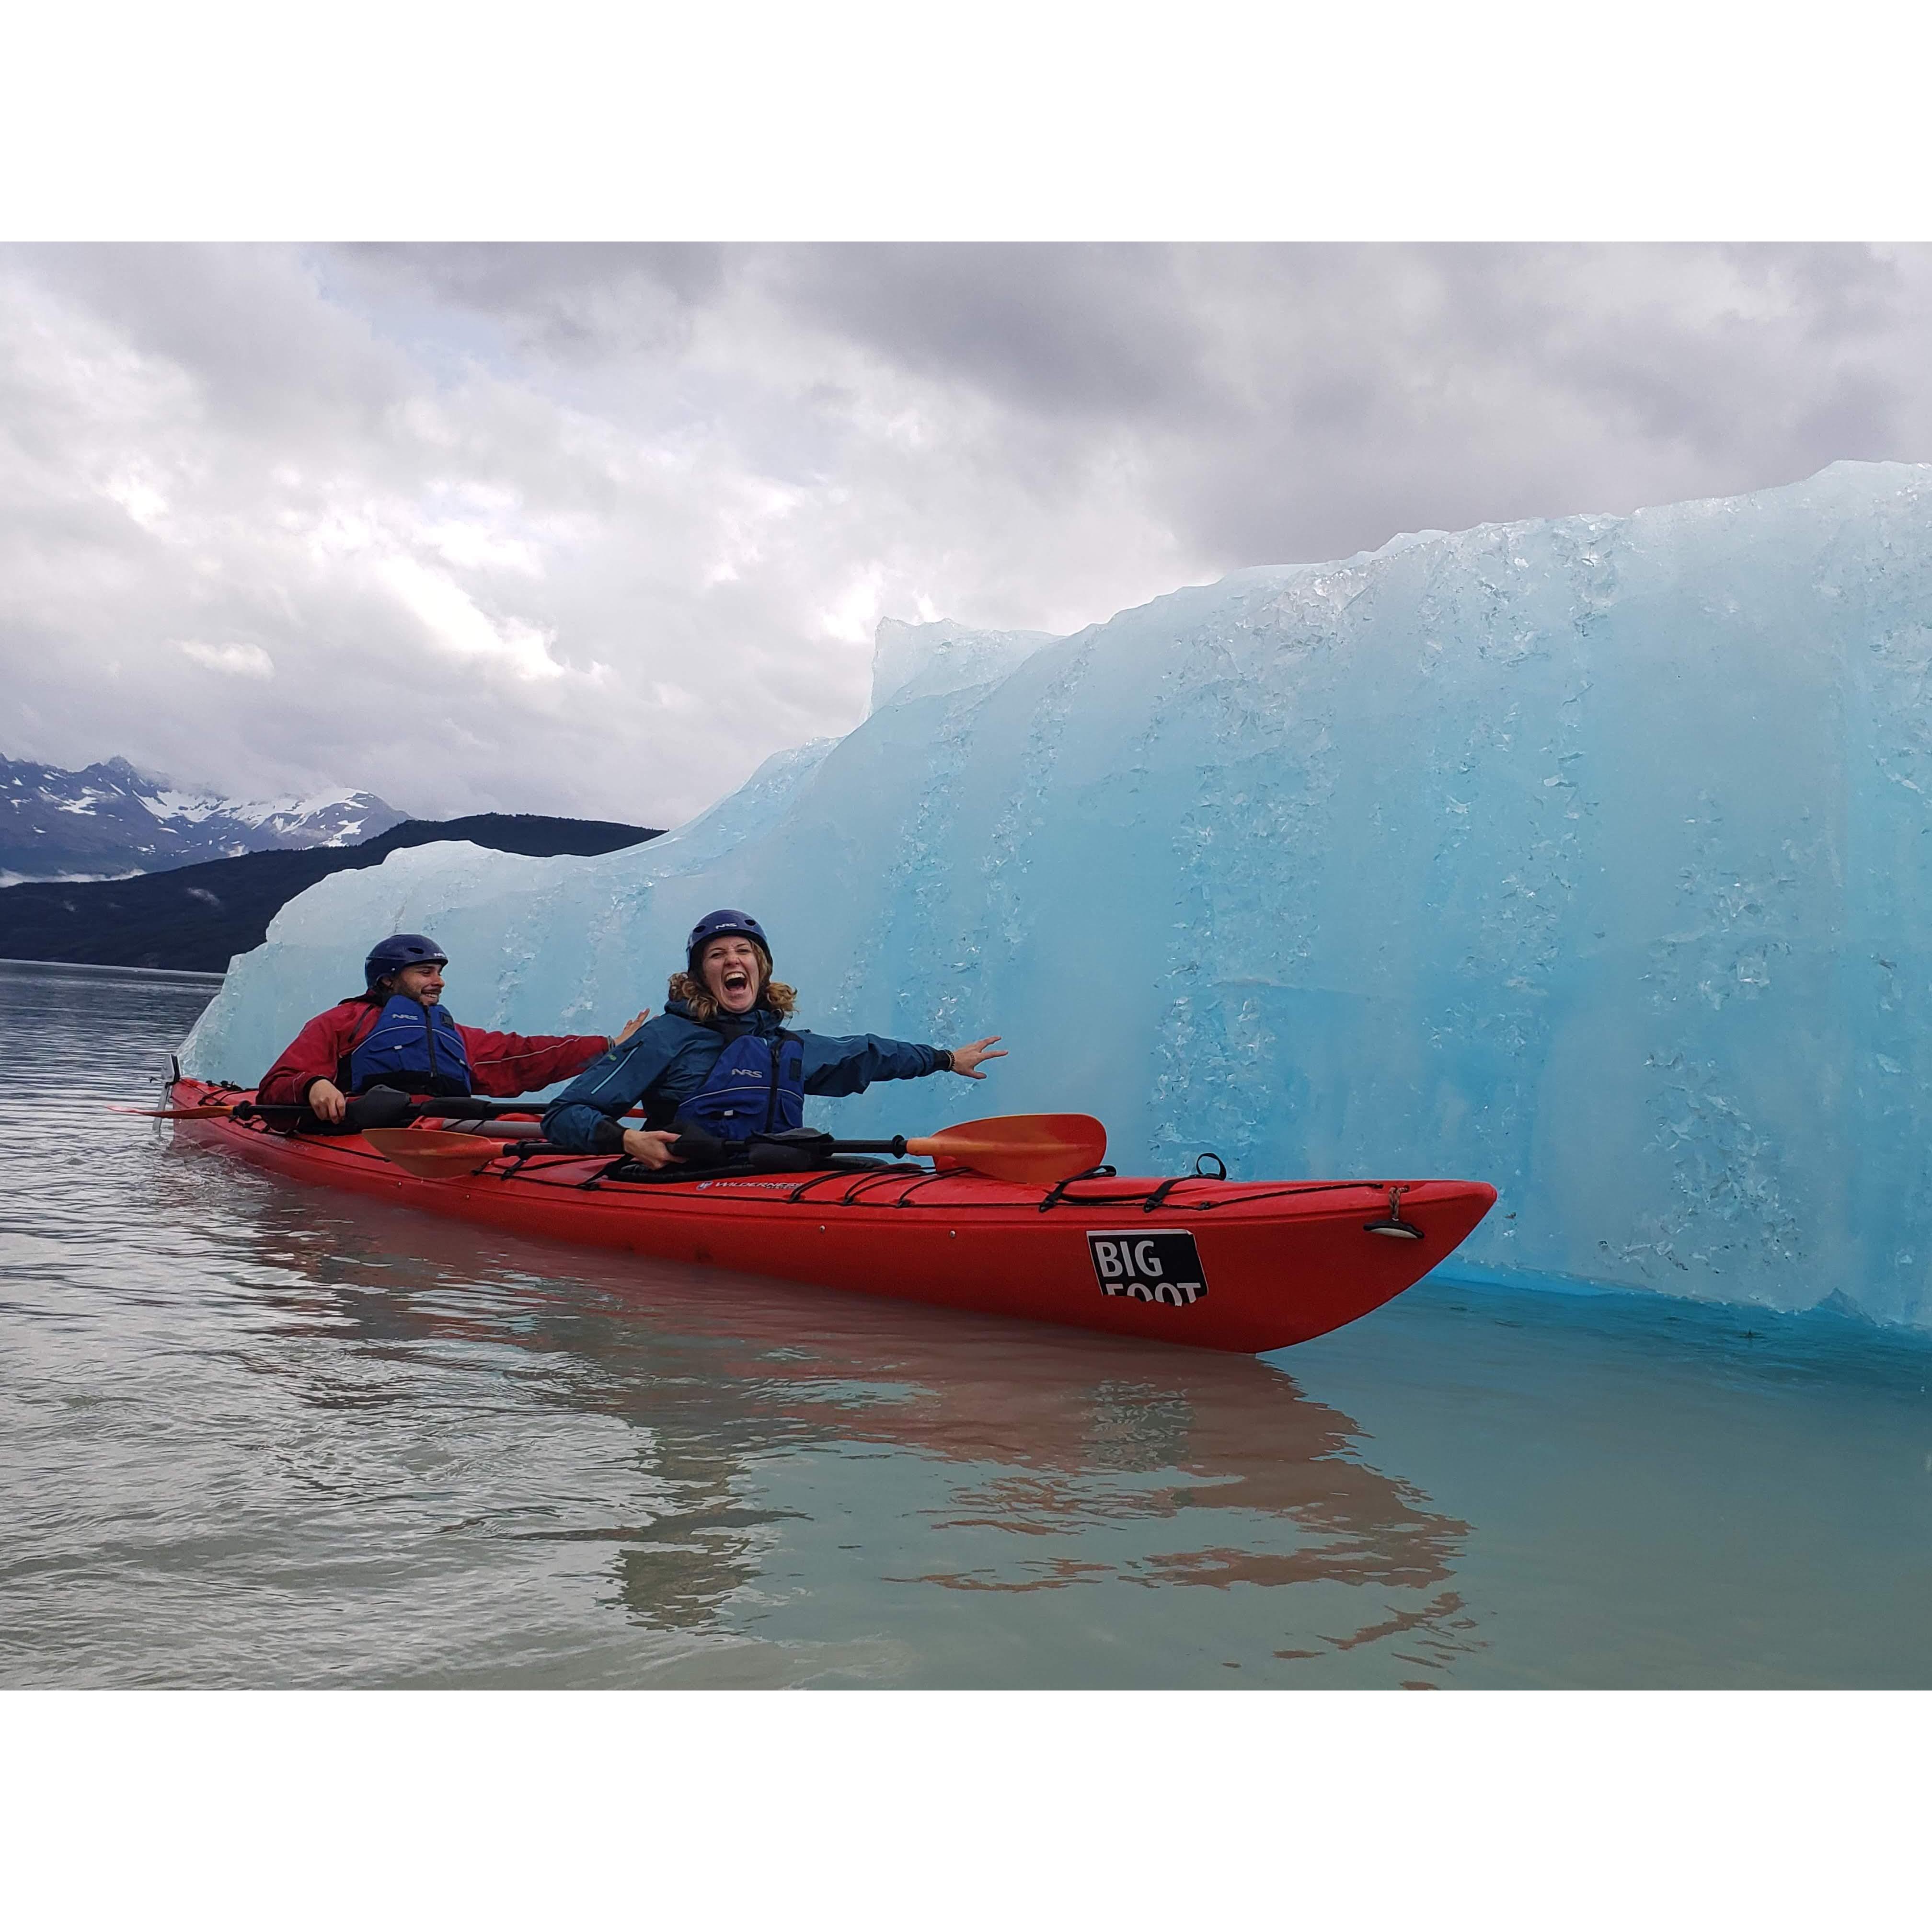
[164,1078,1496,1353]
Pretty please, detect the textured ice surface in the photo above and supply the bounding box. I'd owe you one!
[183,462,1932,1326]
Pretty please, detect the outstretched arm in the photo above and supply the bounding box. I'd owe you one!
[945,1036,1006,1079]
[800,1030,1008,1097]
[461,1024,622,1097]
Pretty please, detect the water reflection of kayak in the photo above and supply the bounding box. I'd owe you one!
[242,1210,1477,1665]
[167,1078,1495,1353]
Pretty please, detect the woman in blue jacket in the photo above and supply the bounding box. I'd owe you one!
[542,909,1005,1168]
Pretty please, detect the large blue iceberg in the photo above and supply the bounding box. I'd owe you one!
[183,461,1932,1327]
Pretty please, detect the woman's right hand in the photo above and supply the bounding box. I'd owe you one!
[621,1127,681,1169]
[307,1078,348,1124]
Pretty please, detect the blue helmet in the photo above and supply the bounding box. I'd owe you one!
[364,932,448,989]
[686,909,771,974]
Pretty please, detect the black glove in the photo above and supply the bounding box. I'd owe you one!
[747,1128,837,1173]
[665,1117,730,1169]
[344,1085,414,1130]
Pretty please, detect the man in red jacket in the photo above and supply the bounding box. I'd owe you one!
[256,932,647,1128]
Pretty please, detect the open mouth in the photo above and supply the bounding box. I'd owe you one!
[722,966,752,995]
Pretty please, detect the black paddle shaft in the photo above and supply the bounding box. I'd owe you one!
[186,1092,552,1131]
[220,1092,554,1121]
[743,1129,910,1173]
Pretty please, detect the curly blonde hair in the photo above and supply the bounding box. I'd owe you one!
[668,968,797,1023]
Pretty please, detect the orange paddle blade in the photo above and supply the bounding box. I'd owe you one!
[113,1104,234,1118]
[362,1127,512,1179]
[905,1113,1106,1185]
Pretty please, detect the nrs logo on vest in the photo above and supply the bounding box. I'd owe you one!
[1086,1230,1208,1305]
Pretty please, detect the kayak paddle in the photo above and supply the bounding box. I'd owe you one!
[362,1128,515,1178]
[361,1111,1107,1186]
[824,1113,1106,1184]
[115,1097,419,1124]
[114,1103,251,1118]
[117,1095,613,1122]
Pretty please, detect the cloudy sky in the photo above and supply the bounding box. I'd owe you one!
[7,241,1932,827]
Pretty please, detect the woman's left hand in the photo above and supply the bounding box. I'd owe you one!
[949,1036,1007,1079]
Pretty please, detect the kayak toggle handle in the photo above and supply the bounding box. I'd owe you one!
[1363,1185,1425,1240]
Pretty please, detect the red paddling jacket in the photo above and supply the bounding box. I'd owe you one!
[256,997,610,1108]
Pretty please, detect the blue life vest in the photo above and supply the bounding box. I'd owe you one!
[678,1028,804,1143]
[345,995,474,1097]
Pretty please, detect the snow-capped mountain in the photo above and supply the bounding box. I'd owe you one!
[1,756,406,883]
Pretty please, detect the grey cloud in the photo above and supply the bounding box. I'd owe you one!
[758,243,1219,425]
[5,242,1932,828]
[25,245,412,439]
[332,242,729,364]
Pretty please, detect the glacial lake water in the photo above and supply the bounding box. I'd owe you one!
[3,957,1929,1689]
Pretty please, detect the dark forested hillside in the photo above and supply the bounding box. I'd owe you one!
[0,814,661,972]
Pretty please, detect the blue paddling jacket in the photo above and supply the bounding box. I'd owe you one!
[542,1000,949,1154]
